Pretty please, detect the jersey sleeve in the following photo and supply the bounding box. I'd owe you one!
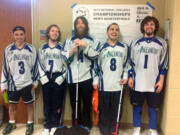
[128,41,135,78]
[122,44,129,80]
[159,40,168,75]
[83,41,102,60]
[38,47,49,85]
[54,51,67,85]
[61,39,75,63]
[31,47,39,88]
[93,59,100,86]
[1,49,10,90]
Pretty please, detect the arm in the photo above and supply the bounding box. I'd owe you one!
[128,42,135,89]
[55,53,67,85]
[31,48,39,89]
[120,44,128,85]
[155,41,168,93]
[38,49,49,85]
[1,49,9,92]
[61,39,78,63]
[75,39,101,60]
[93,59,100,89]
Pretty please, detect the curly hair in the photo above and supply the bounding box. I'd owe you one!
[140,16,159,35]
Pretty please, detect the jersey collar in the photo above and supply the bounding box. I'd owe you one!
[71,35,94,41]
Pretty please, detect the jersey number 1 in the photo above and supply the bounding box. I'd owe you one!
[49,60,54,72]
[144,55,148,69]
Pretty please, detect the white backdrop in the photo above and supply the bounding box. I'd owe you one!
[73,4,152,45]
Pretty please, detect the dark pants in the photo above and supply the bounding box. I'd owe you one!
[68,79,93,128]
[99,90,124,135]
[130,90,163,129]
[42,81,66,129]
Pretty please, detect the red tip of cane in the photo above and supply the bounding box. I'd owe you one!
[75,119,77,125]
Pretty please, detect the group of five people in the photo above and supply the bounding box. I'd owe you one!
[0,15,168,135]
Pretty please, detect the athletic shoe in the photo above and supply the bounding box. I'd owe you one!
[50,127,57,135]
[149,129,158,135]
[26,123,34,135]
[3,122,16,135]
[42,129,50,135]
[132,127,141,135]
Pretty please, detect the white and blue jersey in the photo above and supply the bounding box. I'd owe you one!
[62,35,99,84]
[38,42,67,85]
[84,41,128,92]
[128,36,168,92]
[1,43,39,91]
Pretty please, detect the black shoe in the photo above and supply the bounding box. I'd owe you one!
[3,122,16,135]
[26,123,34,135]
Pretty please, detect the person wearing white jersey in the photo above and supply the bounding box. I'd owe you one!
[38,25,66,135]
[79,23,128,135]
[1,26,39,135]
[62,16,99,129]
[128,16,168,135]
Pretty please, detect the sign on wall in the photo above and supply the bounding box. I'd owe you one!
[73,4,152,45]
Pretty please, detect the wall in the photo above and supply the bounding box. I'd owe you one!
[160,0,180,134]
[32,0,166,125]
[0,0,32,123]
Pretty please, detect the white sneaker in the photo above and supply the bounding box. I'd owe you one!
[132,127,141,135]
[42,129,50,135]
[50,128,57,135]
[149,129,158,135]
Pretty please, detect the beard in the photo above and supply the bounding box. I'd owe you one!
[49,37,58,42]
[77,30,85,37]
[75,27,87,37]
[145,31,154,37]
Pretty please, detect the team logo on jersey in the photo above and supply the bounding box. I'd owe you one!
[103,51,123,58]
[137,46,158,54]
[43,53,61,60]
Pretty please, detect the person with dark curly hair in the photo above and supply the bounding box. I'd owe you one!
[128,16,168,135]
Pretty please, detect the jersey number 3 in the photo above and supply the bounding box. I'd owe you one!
[110,58,116,71]
[18,61,25,74]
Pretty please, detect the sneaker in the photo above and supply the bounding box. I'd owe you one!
[149,129,158,135]
[42,129,50,135]
[50,128,57,135]
[26,123,34,135]
[132,127,141,135]
[3,122,16,135]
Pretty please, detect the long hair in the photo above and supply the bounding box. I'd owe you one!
[74,16,89,37]
[46,24,61,41]
[140,16,159,35]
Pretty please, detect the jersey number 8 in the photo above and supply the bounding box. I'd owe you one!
[110,58,116,71]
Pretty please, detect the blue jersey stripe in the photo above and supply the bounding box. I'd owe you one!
[68,67,73,83]
[100,78,104,91]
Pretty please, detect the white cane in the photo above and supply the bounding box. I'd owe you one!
[112,86,124,135]
[75,47,79,125]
